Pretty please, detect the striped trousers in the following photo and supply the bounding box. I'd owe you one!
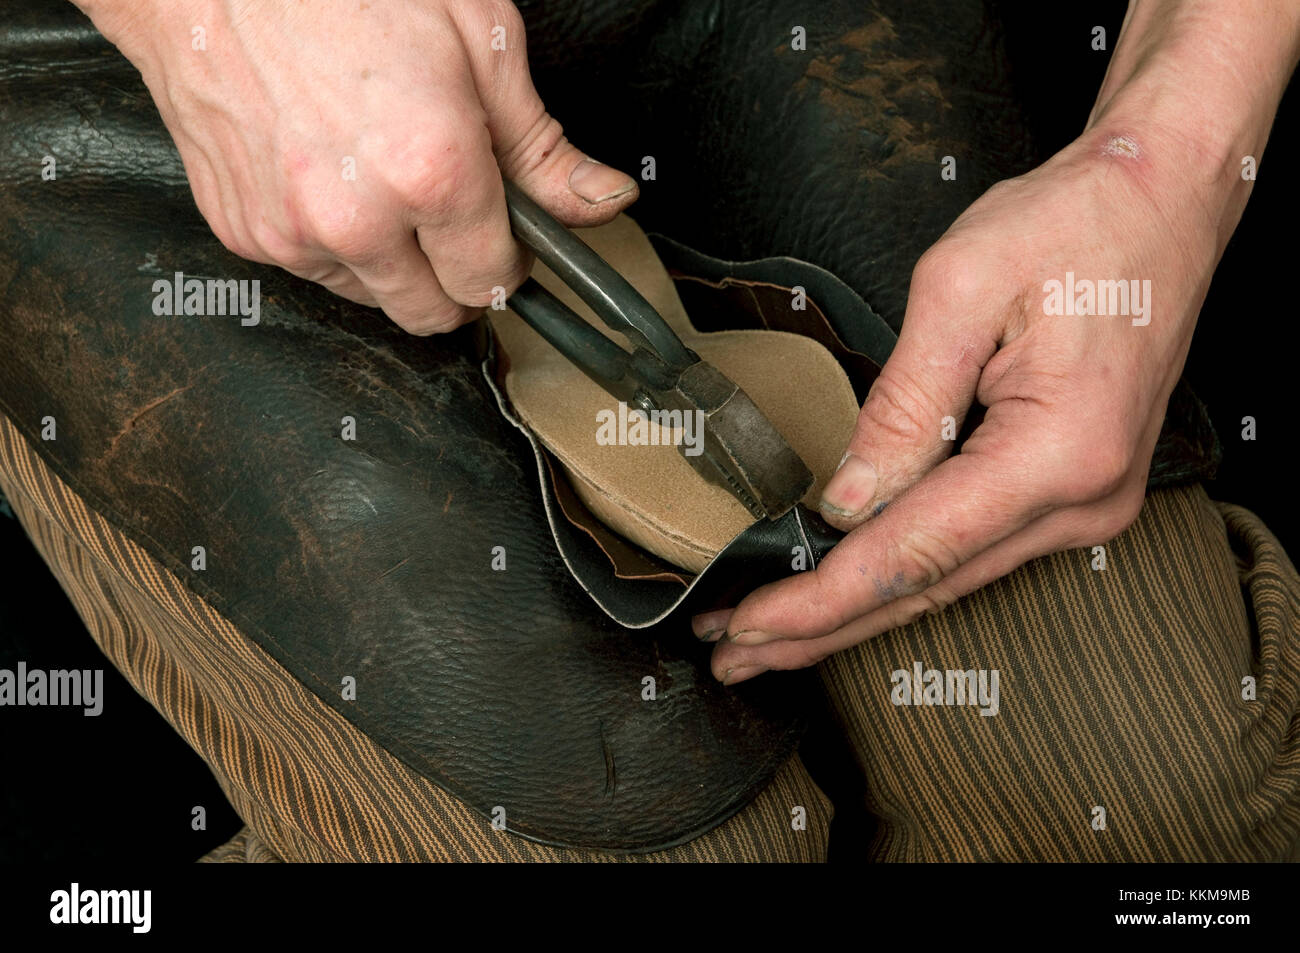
[1,411,1297,861]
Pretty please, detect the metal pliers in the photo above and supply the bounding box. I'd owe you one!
[503,181,813,521]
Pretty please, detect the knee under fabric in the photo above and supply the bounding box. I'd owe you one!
[0,3,881,847]
[0,0,1226,856]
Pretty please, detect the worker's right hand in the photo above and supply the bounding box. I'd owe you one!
[76,0,638,333]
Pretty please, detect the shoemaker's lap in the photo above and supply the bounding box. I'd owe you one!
[0,411,832,862]
[816,482,1300,861]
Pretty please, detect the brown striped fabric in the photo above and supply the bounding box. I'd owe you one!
[2,405,1298,861]
[817,483,1300,861]
[198,826,282,864]
[0,411,832,862]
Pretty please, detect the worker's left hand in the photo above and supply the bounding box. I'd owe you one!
[693,127,1223,684]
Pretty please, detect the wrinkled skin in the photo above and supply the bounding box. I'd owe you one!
[76,0,638,333]
[693,1,1300,683]
[696,125,1216,679]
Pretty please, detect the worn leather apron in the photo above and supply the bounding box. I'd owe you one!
[0,0,1218,851]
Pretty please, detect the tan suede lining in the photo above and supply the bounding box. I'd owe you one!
[489,216,859,572]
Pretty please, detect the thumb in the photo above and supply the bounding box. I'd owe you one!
[502,129,639,228]
[459,11,637,226]
[819,262,996,529]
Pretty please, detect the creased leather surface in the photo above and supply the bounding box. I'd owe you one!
[0,0,815,852]
[516,0,1220,487]
[517,0,1037,336]
[0,0,1218,852]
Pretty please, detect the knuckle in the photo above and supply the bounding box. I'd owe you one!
[808,571,859,633]
[1055,437,1134,503]
[215,232,255,262]
[911,245,949,287]
[890,530,960,594]
[982,177,1018,201]
[1091,449,1134,499]
[440,247,531,307]
[1094,491,1144,541]
[891,588,949,630]
[207,220,256,262]
[762,637,835,673]
[446,289,492,310]
[490,253,532,297]
[394,303,475,336]
[914,587,952,619]
[451,282,513,310]
[501,112,566,177]
[248,220,309,268]
[789,640,835,670]
[395,160,460,216]
[300,204,379,262]
[860,369,934,444]
[911,243,986,306]
[390,129,491,220]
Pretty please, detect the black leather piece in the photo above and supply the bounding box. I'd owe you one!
[523,239,880,626]
[535,442,846,625]
[517,0,1220,488]
[0,0,819,852]
[687,504,844,616]
[650,235,900,376]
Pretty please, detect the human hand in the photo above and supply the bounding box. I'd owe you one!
[78,0,637,332]
[694,126,1224,684]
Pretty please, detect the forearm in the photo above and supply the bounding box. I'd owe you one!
[1083,0,1300,243]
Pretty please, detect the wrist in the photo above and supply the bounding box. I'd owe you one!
[72,0,189,60]
[1039,116,1231,342]
[1082,2,1300,246]
[72,0,155,32]
[1088,58,1273,193]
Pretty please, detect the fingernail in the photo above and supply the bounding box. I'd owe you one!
[692,609,733,641]
[722,665,768,686]
[728,629,779,646]
[820,453,878,518]
[568,159,636,204]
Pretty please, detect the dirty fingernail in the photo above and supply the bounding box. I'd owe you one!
[820,453,878,518]
[568,159,636,204]
[692,609,733,641]
[722,665,768,686]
